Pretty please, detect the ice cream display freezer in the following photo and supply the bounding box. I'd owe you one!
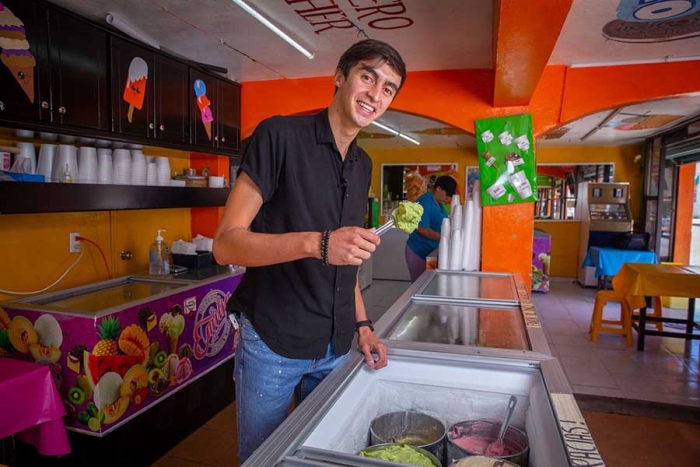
[244,271,602,467]
[0,270,242,436]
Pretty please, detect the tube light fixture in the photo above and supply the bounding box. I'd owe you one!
[230,0,314,59]
[106,13,160,50]
[580,108,622,141]
[370,121,420,145]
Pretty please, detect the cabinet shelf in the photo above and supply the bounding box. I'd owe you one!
[0,182,229,214]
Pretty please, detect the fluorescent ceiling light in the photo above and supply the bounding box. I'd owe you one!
[581,108,622,141]
[230,0,314,59]
[106,13,160,50]
[570,55,700,69]
[370,121,420,145]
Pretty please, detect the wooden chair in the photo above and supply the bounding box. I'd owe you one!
[589,289,635,346]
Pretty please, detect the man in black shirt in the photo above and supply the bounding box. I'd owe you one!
[213,39,406,463]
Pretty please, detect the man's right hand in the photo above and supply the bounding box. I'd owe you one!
[328,227,380,266]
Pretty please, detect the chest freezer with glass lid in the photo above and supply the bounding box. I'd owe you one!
[245,349,603,467]
[1,272,243,436]
[414,270,519,306]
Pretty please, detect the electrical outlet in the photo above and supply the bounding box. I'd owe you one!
[69,232,81,253]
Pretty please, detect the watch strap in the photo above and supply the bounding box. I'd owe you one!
[355,319,374,332]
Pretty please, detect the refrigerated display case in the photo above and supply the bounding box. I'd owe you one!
[0,270,243,436]
[244,271,601,467]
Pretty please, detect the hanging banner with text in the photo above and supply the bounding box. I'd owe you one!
[475,114,537,207]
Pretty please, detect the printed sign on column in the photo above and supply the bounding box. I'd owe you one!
[475,114,537,207]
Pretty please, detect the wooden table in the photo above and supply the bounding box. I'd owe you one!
[612,263,700,351]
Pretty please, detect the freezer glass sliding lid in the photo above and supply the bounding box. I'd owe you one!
[388,301,530,350]
[15,278,185,312]
[414,271,518,305]
[295,351,569,467]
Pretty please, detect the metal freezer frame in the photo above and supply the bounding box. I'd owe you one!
[243,271,603,467]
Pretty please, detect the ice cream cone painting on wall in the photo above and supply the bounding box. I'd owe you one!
[0,2,36,103]
[194,79,213,140]
[123,57,148,123]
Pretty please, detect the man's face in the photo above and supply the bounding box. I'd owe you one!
[333,59,402,131]
[435,187,452,205]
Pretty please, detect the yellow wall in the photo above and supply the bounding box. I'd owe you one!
[363,146,479,199]
[537,144,645,224]
[535,144,644,277]
[534,221,581,277]
[0,132,193,302]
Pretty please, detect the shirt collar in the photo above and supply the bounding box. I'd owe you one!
[315,108,360,158]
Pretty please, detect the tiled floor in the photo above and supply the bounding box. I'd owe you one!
[152,278,700,466]
[533,278,700,407]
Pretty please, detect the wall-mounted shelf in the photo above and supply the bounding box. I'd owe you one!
[0,182,230,214]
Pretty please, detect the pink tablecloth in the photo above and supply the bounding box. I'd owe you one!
[0,358,71,456]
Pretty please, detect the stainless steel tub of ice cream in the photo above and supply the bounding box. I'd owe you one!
[370,411,446,463]
[447,419,529,466]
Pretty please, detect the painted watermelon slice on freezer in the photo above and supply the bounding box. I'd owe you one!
[84,351,146,389]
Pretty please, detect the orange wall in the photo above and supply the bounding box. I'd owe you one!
[239,62,699,288]
[673,163,695,264]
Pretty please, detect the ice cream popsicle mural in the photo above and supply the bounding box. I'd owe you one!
[123,56,148,123]
[0,1,36,103]
[194,79,213,140]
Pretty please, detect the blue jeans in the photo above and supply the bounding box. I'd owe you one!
[234,315,349,463]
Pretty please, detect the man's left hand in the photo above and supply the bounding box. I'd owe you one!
[357,327,387,370]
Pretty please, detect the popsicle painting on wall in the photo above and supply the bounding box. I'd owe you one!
[123,56,148,123]
[194,79,213,140]
[0,1,36,103]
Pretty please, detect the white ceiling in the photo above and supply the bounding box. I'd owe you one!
[47,0,700,148]
[550,1,700,66]
[539,92,700,147]
[50,0,492,81]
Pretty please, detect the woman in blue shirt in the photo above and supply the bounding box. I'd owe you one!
[405,175,457,281]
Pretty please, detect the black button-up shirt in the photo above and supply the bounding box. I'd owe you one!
[231,109,372,359]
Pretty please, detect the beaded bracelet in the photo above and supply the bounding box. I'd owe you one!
[321,230,331,266]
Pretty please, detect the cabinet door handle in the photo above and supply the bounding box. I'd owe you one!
[214,136,219,142]
[149,123,154,129]
[41,101,49,109]
[58,106,66,114]
[159,124,165,131]
[221,137,226,143]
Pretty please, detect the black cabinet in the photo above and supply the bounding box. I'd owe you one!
[46,8,108,131]
[0,0,240,156]
[155,54,189,144]
[0,0,48,124]
[219,79,241,152]
[111,38,189,144]
[110,37,154,138]
[190,69,241,152]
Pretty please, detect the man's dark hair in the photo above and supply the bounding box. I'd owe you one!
[434,176,457,197]
[336,39,406,93]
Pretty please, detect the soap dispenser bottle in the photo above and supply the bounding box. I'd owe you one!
[149,229,171,275]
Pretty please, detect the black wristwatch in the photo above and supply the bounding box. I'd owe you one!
[355,319,374,332]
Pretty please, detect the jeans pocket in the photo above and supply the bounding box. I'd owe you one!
[240,315,262,342]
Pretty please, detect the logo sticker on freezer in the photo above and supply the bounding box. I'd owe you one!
[192,289,231,360]
[184,296,197,318]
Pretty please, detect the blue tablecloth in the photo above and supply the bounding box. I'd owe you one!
[581,247,658,278]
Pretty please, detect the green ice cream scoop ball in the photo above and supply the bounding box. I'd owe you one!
[391,201,424,234]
